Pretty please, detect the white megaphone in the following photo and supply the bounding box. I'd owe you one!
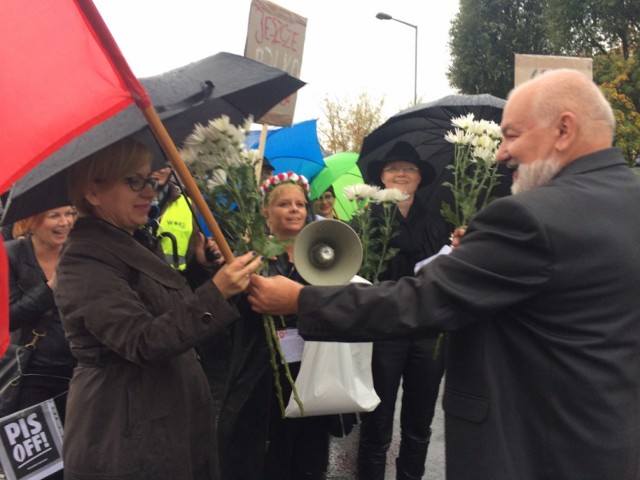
[293,219,363,286]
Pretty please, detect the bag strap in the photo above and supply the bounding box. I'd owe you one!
[24,310,53,350]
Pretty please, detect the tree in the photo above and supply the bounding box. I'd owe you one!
[318,92,385,154]
[447,0,552,99]
[595,50,640,165]
[448,0,640,164]
[545,0,640,59]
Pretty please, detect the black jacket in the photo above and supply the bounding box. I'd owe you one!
[297,149,640,480]
[6,235,75,370]
[371,200,450,282]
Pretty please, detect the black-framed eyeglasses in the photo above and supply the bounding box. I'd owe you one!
[123,175,160,192]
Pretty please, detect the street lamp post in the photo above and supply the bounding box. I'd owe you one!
[376,12,418,105]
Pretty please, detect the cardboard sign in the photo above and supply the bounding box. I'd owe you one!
[514,54,593,87]
[0,399,63,480]
[245,0,307,126]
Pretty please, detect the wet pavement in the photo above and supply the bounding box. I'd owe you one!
[327,379,445,480]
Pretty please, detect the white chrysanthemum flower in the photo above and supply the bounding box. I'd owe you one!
[476,119,493,133]
[183,123,212,146]
[209,116,232,134]
[373,188,410,204]
[344,184,380,201]
[207,169,228,189]
[445,128,474,145]
[485,121,503,140]
[472,133,495,150]
[180,115,259,171]
[180,146,198,164]
[242,116,255,133]
[473,147,497,164]
[211,115,247,148]
[243,149,261,165]
[451,113,476,130]
[224,148,244,168]
[467,121,487,136]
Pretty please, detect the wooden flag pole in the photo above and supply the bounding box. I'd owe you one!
[140,104,235,263]
[77,0,234,262]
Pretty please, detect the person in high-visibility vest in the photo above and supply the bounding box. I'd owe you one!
[147,164,221,270]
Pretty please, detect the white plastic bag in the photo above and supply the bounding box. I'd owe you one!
[284,340,381,418]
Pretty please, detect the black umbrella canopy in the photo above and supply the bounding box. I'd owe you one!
[358,94,511,221]
[144,51,306,146]
[2,52,305,225]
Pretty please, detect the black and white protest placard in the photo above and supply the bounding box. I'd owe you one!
[0,399,63,480]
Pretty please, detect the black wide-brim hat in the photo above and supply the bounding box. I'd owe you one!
[366,140,436,188]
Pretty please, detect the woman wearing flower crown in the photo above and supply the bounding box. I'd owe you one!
[217,172,330,480]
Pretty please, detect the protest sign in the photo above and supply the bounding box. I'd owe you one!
[0,399,63,480]
[514,54,593,87]
[245,0,307,126]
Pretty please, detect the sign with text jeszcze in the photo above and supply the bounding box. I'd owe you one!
[0,399,64,480]
[514,54,593,87]
[245,0,307,126]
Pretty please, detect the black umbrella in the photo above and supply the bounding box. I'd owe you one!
[358,94,511,219]
[2,52,305,225]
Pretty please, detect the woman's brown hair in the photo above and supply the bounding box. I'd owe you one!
[67,137,153,216]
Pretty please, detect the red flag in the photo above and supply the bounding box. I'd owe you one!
[0,0,149,194]
[0,241,8,356]
[0,0,151,356]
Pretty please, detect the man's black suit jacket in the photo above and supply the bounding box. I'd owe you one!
[298,148,640,480]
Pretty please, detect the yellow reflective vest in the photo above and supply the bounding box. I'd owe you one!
[157,195,192,270]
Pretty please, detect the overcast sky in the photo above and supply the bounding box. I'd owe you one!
[94,0,460,123]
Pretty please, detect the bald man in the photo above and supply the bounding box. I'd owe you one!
[249,69,640,480]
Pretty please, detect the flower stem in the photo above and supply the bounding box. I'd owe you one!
[263,314,304,418]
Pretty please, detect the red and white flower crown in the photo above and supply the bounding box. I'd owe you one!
[260,171,310,200]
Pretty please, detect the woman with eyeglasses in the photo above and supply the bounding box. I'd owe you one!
[311,186,338,220]
[358,140,450,480]
[53,137,263,480]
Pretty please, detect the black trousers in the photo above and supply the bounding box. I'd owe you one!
[358,337,445,480]
[265,362,329,480]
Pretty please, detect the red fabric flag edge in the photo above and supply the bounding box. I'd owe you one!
[0,241,9,356]
[0,0,154,356]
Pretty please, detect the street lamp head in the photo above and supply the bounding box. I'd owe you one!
[375,11,418,105]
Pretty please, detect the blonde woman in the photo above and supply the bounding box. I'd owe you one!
[218,172,330,480]
[7,206,77,422]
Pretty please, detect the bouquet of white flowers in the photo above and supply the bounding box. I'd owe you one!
[182,116,302,417]
[344,184,409,283]
[440,113,503,228]
[181,115,289,258]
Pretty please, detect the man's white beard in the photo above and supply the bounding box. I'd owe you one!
[512,158,563,195]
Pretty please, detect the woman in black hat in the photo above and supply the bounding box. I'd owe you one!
[358,140,450,480]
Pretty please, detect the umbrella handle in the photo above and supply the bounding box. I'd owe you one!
[139,104,235,263]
